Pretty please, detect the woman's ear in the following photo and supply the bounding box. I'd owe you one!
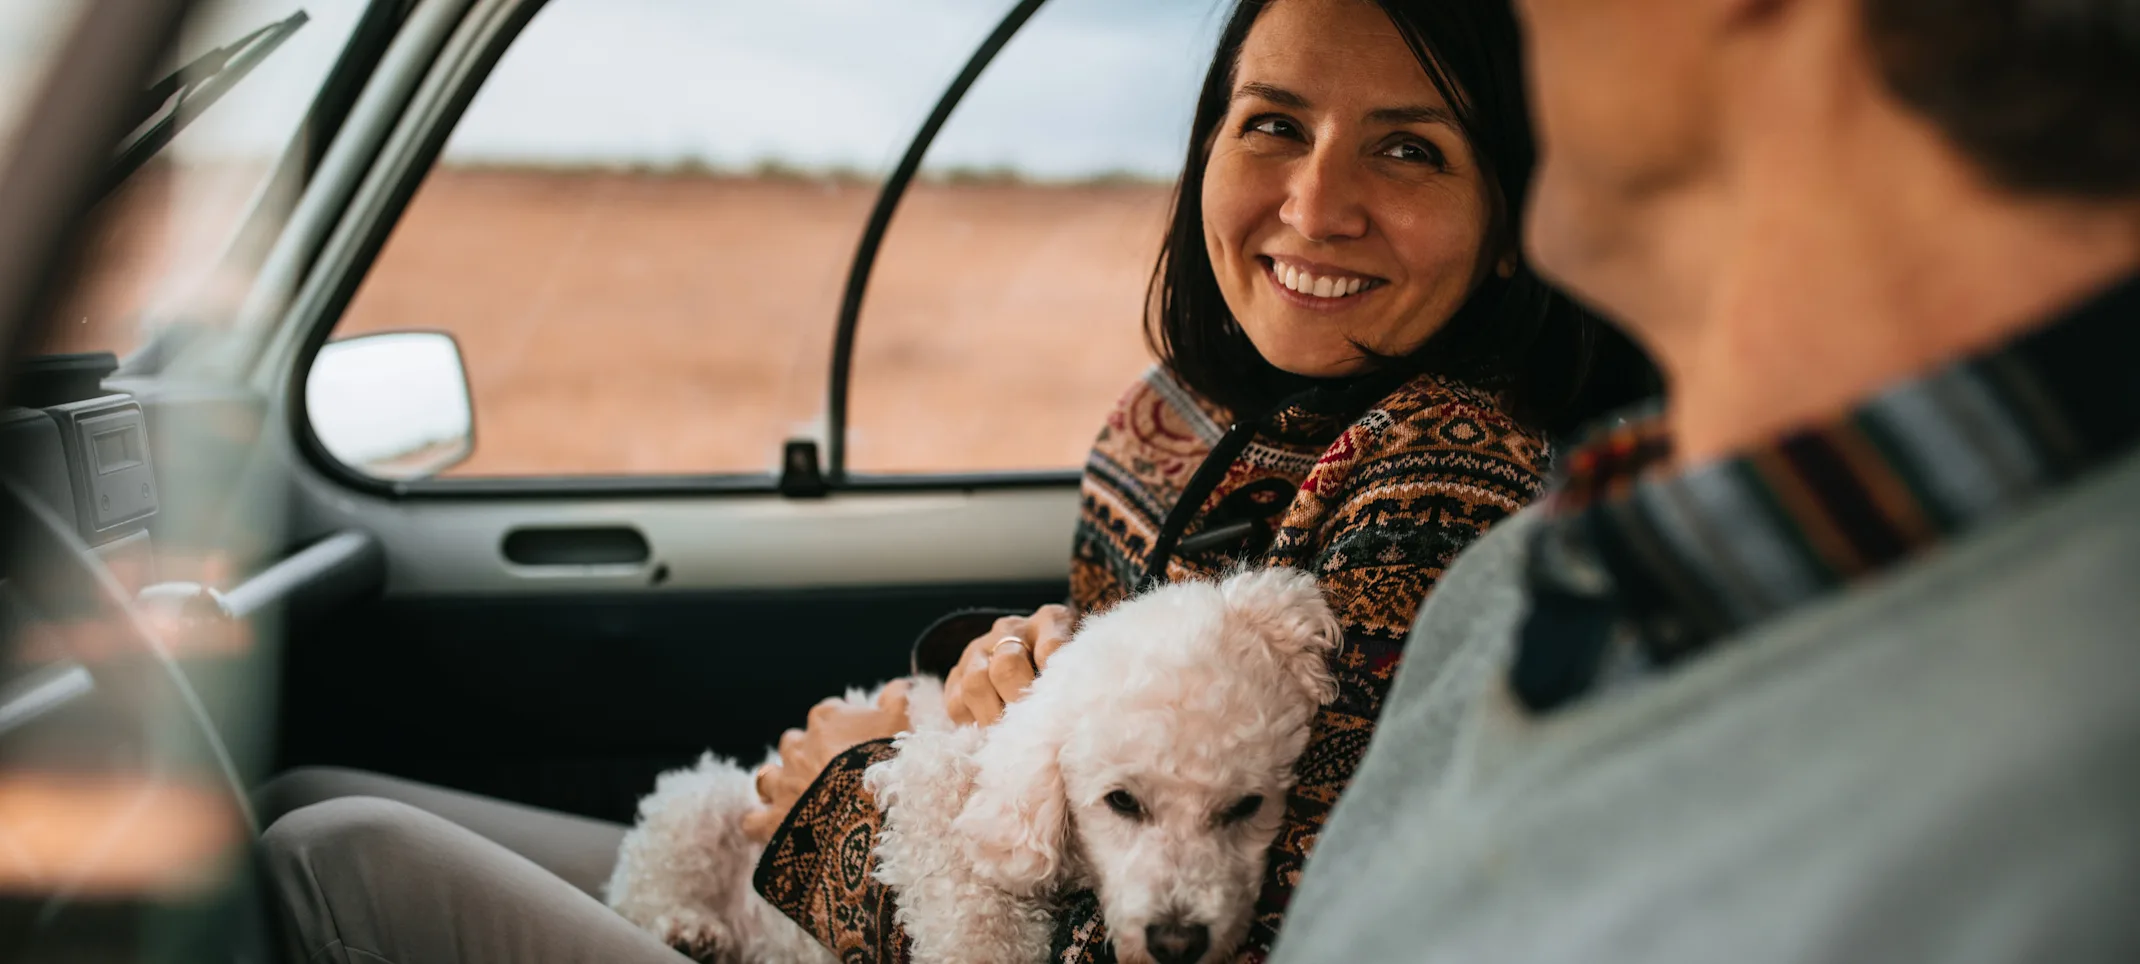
[1218,567,1342,706]
[952,689,1070,896]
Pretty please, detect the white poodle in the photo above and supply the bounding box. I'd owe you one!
[606,567,1340,964]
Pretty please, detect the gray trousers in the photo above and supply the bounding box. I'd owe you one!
[256,767,695,964]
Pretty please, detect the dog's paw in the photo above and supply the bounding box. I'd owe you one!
[659,917,738,964]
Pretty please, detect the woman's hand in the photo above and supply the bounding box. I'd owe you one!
[737,605,1073,841]
[944,605,1073,727]
[741,679,910,842]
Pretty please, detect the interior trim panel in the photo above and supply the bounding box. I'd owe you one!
[292,459,1083,596]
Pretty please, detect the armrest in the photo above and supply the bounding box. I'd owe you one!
[137,529,383,623]
[0,662,94,738]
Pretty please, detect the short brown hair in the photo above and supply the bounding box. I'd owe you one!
[1864,0,2140,196]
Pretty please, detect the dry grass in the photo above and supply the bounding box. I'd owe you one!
[58,166,1171,477]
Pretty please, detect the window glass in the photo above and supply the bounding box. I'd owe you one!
[845,0,1224,474]
[327,0,1008,477]
[0,0,79,169]
[47,0,371,358]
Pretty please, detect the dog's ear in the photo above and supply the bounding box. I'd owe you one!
[1218,567,1342,705]
[952,688,1070,896]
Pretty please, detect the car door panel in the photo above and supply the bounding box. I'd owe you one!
[279,576,1067,822]
[277,464,1079,821]
[297,478,1077,594]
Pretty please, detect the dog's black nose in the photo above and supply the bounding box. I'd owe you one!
[1145,921,1211,964]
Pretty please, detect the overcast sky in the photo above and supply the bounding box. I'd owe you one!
[159,0,1229,181]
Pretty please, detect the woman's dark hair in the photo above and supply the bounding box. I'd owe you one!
[1146,0,1655,435]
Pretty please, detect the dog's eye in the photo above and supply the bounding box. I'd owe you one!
[1104,790,1144,819]
[1219,795,1265,824]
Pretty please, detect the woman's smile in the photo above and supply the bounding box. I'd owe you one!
[1260,255,1389,309]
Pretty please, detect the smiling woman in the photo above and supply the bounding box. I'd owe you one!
[1200,6,1498,380]
[1155,0,1609,432]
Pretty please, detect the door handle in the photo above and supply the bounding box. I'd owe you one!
[500,526,650,567]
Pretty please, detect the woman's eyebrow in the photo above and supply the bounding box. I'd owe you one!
[1369,105,1457,127]
[1235,81,1309,109]
[1234,82,1455,128]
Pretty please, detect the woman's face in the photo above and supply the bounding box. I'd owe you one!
[1202,0,1502,379]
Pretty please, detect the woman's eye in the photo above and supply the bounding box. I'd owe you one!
[1245,115,1300,140]
[1382,139,1447,167]
[1219,794,1265,824]
[1104,790,1145,819]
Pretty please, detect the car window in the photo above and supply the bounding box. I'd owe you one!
[43,0,372,359]
[0,1,81,170]
[321,0,1010,478]
[845,0,1223,476]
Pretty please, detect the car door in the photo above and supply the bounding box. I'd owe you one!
[251,0,1222,822]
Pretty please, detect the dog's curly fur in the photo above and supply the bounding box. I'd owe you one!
[874,568,1341,964]
[607,568,1339,964]
[605,710,870,962]
[867,675,1057,962]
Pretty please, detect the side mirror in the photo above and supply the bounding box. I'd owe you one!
[305,332,474,481]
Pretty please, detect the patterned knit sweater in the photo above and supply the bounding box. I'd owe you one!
[756,365,1549,962]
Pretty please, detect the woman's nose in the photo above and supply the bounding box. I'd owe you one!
[1279,147,1369,243]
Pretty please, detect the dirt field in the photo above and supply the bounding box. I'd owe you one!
[57,167,1172,477]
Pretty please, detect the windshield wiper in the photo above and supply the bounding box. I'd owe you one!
[101,10,310,200]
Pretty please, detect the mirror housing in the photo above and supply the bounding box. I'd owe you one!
[306,332,474,481]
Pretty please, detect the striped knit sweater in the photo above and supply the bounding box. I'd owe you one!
[756,364,1550,962]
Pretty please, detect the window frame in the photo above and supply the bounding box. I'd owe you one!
[286,0,1132,500]
[121,0,418,380]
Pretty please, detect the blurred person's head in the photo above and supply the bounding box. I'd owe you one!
[1513,0,2140,459]
[1147,0,1651,432]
